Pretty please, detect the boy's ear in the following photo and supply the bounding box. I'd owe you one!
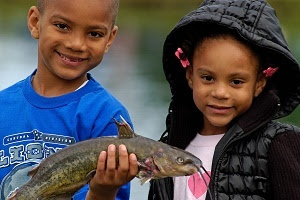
[27,6,41,39]
[254,77,267,97]
[104,25,118,53]
[185,67,193,89]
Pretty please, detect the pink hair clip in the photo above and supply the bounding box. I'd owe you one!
[263,67,279,78]
[175,48,190,68]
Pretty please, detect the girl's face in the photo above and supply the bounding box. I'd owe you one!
[186,36,266,135]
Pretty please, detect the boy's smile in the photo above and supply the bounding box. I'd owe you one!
[27,0,118,96]
[56,51,87,67]
[186,35,266,135]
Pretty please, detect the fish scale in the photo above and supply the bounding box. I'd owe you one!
[7,117,203,200]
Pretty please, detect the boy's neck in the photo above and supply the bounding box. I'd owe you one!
[32,72,88,97]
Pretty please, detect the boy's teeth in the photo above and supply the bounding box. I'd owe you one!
[60,54,82,62]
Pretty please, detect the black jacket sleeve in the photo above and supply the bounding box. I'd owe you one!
[148,178,174,200]
[268,132,300,200]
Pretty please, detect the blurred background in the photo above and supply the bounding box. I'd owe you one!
[0,0,300,199]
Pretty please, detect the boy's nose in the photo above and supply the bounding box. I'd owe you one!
[211,84,230,99]
[64,34,87,52]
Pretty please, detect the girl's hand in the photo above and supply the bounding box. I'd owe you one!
[86,144,138,200]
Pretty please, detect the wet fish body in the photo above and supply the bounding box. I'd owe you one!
[8,118,202,200]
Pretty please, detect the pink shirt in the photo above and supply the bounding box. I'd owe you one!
[173,133,224,200]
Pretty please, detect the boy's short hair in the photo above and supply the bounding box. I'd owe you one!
[37,0,119,26]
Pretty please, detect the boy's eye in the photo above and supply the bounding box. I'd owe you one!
[55,23,68,30]
[88,32,103,38]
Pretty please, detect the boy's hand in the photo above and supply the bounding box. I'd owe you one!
[86,144,138,200]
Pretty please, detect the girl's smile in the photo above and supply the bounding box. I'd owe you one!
[207,104,233,115]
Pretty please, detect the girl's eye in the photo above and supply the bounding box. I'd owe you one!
[231,79,243,85]
[88,32,103,38]
[55,23,68,30]
[201,75,214,82]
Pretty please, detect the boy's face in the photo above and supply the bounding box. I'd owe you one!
[186,36,266,134]
[27,0,118,82]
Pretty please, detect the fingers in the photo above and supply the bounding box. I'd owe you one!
[129,153,138,176]
[94,144,138,185]
[104,144,117,181]
[118,145,138,181]
[97,151,107,174]
[106,144,116,170]
[117,144,132,181]
[118,144,129,171]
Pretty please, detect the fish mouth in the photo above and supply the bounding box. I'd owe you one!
[185,164,201,175]
[153,159,200,178]
[193,164,202,174]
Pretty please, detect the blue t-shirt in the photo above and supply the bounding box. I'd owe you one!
[0,71,133,200]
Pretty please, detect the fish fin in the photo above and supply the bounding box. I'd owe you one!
[119,115,133,132]
[137,163,154,185]
[28,164,40,177]
[86,169,96,180]
[137,171,153,185]
[7,190,17,200]
[140,178,152,185]
[113,115,136,139]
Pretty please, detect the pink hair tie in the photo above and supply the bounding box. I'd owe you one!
[175,48,190,68]
[263,67,279,78]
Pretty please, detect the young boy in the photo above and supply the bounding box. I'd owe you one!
[0,0,138,199]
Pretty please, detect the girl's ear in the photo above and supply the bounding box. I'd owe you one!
[27,6,41,39]
[186,67,193,89]
[254,76,267,97]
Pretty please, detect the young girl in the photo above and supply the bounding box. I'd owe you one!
[149,0,300,199]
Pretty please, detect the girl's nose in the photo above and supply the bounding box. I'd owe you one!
[211,83,230,99]
[64,33,87,52]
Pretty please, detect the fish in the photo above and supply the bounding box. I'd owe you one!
[7,116,204,200]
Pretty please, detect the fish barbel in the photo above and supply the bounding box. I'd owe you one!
[7,116,203,200]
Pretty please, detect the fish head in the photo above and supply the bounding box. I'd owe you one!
[151,146,202,178]
[136,145,202,184]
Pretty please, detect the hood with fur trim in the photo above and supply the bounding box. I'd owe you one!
[163,0,300,119]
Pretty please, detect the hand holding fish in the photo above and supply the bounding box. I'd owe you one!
[7,116,208,200]
[86,144,138,200]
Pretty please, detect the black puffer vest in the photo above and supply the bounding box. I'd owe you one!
[210,91,300,199]
[149,91,300,200]
[149,0,300,199]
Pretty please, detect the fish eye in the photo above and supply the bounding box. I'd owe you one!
[176,157,184,164]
